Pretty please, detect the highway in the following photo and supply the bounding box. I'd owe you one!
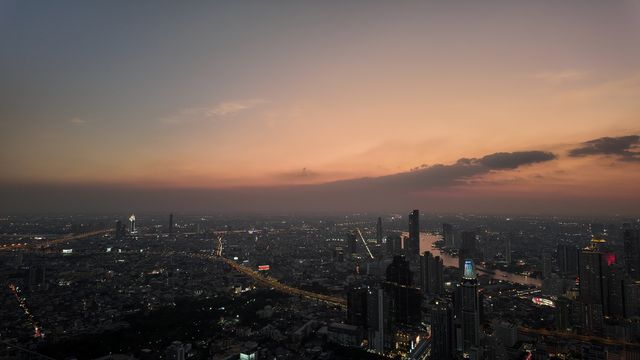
[192,252,347,308]
[519,326,640,348]
[0,229,112,251]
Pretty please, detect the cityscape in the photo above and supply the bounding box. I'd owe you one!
[2,1,640,359]
[1,213,640,359]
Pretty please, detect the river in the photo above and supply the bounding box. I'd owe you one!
[417,232,542,287]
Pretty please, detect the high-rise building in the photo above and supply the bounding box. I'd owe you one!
[169,213,174,234]
[376,217,383,245]
[430,298,455,360]
[460,259,480,352]
[129,214,136,233]
[442,223,454,248]
[367,286,394,354]
[578,240,611,333]
[505,236,511,264]
[347,286,368,327]
[386,255,421,325]
[386,233,402,256]
[557,244,580,277]
[386,255,413,286]
[407,210,420,257]
[115,220,123,240]
[458,231,478,272]
[347,231,357,255]
[623,224,640,280]
[420,251,444,296]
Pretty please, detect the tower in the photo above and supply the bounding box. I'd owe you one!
[376,217,383,245]
[407,209,420,257]
[115,220,123,240]
[460,259,480,352]
[367,287,394,354]
[169,213,174,234]
[129,214,136,234]
[420,251,444,296]
[623,224,640,280]
[442,223,454,248]
[431,298,455,360]
[347,231,357,255]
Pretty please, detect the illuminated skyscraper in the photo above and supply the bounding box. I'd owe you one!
[129,214,136,233]
[461,259,480,352]
[407,210,420,257]
[458,231,478,272]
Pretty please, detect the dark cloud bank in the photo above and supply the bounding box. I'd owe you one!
[1,141,639,215]
[1,150,564,214]
[568,135,640,162]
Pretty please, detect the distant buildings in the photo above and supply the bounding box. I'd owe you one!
[169,213,174,234]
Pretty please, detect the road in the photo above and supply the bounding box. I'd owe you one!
[192,252,347,308]
[0,229,112,251]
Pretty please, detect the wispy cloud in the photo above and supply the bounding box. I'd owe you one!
[211,99,267,116]
[160,99,268,124]
[69,117,88,125]
[531,70,590,84]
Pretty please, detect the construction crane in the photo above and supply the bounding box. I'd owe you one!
[356,228,375,259]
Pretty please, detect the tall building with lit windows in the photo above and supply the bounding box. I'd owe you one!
[461,259,480,352]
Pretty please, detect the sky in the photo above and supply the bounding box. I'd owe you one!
[1,1,639,215]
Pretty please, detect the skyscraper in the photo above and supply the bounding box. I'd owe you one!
[505,236,511,264]
[347,231,357,255]
[347,286,368,327]
[115,220,123,240]
[367,286,394,354]
[407,210,420,257]
[129,214,136,233]
[557,244,579,277]
[458,231,478,272]
[430,298,455,360]
[461,259,480,352]
[376,217,383,245]
[623,224,640,280]
[169,213,174,234]
[385,255,421,325]
[579,241,610,334]
[442,223,454,248]
[420,251,444,296]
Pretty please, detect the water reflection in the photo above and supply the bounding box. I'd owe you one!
[419,232,542,287]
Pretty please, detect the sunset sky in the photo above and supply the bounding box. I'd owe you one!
[1,1,639,214]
